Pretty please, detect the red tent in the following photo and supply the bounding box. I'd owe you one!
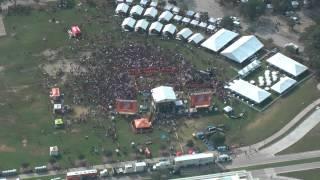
[189,92,213,108]
[131,118,152,133]
[50,88,60,98]
[70,25,81,37]
[176,151,183,156]
[115,99,138,115]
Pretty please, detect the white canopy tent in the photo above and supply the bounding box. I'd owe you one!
[115,3,129,14]
[121,17,136,31]
[198,22,208,29]
[158,11,174,22]
[228,79,271,104]
[126,0,133,5]
[144,7,158,19]
[150,1,158,7]
[173,15,183,22]
[266,53,308,77]
[130,5,144,16]
[190,19,199,26]
[188,33,205,45]
[182,17,191,24]
[271,76,297,94]
[162,24,177,37]
[238,60,261,77]
[172,6,180,14]
[135,19,149,32]
[149,21,163,35]
[151,86,177,103]
[221,35,264,63]
[140,0,149,6]
[201,28,239,52]
[207,24,216,31]
[176,28,193,40]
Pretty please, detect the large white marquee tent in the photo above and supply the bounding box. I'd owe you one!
[201,28,239,52]
[228,79,271,104]
[221,35,264,63]
[266,53,308,77]
[151,86,177,103]
[271,76,297,94]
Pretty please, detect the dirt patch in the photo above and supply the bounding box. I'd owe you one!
[0,144,16,152]
[42,49,59,61]
[0,66,4,72]
[191,0,238,18]
[73,106,89,118]
[0,16,6,37]
[7,85,30,93]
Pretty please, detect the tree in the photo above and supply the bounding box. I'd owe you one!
[301,24,320,80]
[209,133,226,146]
[186,139,194,148]
[240,0,266,20]
[220,16,234,30]
[271,0,291,14]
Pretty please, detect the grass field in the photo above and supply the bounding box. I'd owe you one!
[279,169,320,180]
[0,0,319,171]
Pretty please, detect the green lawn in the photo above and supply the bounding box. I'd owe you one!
[279,169,320,180]
[0,0,319,171]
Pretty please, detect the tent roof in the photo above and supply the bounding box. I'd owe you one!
[162,24,177,35]
[133,118,152,129]
[115,3,129,14]
[221,35,264,63]
[50,88,60,97]
[182,17,191,23]
[228,79,271,103]
[55,119,64,125]
[130,5,144,16]
[135,19,149,30]
[190,92,212,108]
[266,53,308,77]
[173,15,183,21]
[271,76,297,94]
[144,7,158,18]
[177,28,193,40]
[151,86,176,103]
[158,11,173,22]
[122,17,136,29]
[116,99,138,114]
[188,33,205,44]
[201,28,239,52]
[149,21,163,33]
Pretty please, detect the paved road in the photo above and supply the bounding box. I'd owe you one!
[251,161,320,180]
[226,150,320,169]
[260,108,320,155]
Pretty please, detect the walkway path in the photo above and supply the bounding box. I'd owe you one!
[0,15,6,37]
[240,98,320,153]
[260,108,320,155]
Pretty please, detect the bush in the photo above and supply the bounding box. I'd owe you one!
[209,133,226,146]
[7,5,32,16]
[186,139,194,148]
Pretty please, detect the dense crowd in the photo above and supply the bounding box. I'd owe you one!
[67,42,227,109]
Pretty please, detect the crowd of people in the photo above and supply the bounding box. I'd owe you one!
[67,42,227,111]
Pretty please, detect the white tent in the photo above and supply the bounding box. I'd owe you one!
[207,24,216,31]
[151,86,177,103]
[186,10,195,17]
[173,15,182,22]
[164,4,173,11]
[140,0,149,6]
[130,5,144,16]
[228,79,271,104]
[271,76,297,94]
[221,35,264,63]
[176,28,193,40]
[150,1,158,7]
[126,0,133,5]
[158,11,174,22]
[198,22,208,29]
[172,6,180,14]
[162,24,177,37]
[190,19,199,26]
[266,53,308,77]
[208,17,217,24]
[149,21,163,35]
[188,33,205,45]
[201,28,239,52]
[182,17,191,24]
[144,7,158,19]
[121,17,136,31]
[115,3,129,14]
[135,19,149,32]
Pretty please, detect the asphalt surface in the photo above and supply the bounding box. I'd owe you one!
[251,161,320,180]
